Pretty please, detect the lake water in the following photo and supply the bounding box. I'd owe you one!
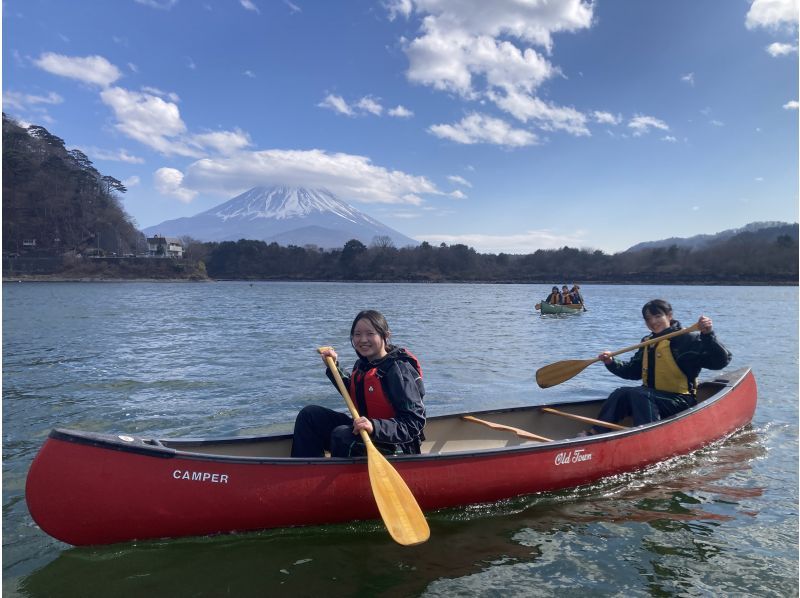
[3,282,798,597]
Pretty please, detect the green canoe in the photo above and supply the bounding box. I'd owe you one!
[537,301,584,314]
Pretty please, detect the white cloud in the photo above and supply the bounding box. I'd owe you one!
[400,0,593,52]
[709,119,725,127]
[356,96,383,116]
[319,94,402,117]
[767,41,798,55]
[318,94,354,116]
[123,175,141,188]
[141,86,180,103]
[415,228,588,254]
[243,70,256,78]
[681,72,695,85]
[628,114,670,136]
[388,105,414,118]
[191,129,252,154]
[662,135,678,143]
[34,52,121,87]
[2,90,63,111]
[490,89,589,134]
[240,0,260,13]
[429,112,538,147]
[784,100,799,109]
[135,0,178,8]
[100,87,201,156]
[449,190,467,199]
[746,0,799,30]
[593,111,621,125]
[84,146,145,164]
[154,167,198,203]
[284,0,301,13]
[386,0,413,20]
[171,148,442,205]
[447,175,472,187]
[396,0,594,135]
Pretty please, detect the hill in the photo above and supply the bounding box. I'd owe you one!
[3,113,143,257]
[625,222,797,252]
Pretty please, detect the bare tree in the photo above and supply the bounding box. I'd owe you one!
[371,235,395,249]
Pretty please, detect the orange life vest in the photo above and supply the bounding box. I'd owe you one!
[348,350,422,419]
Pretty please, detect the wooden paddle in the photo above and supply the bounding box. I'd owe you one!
[317,347,429,546]
[539,407,628,431]
[462,415,553,442]
[535,322,701,389]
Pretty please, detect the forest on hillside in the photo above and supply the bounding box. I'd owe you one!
[3,113,142,257]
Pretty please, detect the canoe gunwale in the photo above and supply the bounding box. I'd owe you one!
[46,368,750,465]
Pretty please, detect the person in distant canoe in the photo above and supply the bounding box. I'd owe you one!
[561,286,573,304]
[577,299,732,436]
[569,284,583,305]
[545,286,562,305]
[291,310,426,458]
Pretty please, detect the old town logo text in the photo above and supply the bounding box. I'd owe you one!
[554,449,592,466]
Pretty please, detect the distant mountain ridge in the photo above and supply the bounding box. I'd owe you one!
[625,221,797,252]
[143,186,419,248]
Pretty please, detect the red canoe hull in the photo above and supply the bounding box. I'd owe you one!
[25,368,757,546]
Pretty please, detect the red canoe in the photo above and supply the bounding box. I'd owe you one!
[25,367,757,546]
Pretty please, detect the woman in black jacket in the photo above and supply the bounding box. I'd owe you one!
[579,299,732,436]
[291,310,425,458]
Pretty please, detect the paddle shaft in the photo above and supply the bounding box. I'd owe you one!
[462,415,552,442]
[322,354,370,444]
[577,321,702,368]
[540,407,628,431]
[606,321,700,359]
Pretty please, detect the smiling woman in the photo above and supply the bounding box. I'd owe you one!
[290,309,426,459]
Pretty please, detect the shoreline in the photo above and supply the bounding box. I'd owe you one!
[4,275,798,286]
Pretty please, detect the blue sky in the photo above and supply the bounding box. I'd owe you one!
[4,0,798,253]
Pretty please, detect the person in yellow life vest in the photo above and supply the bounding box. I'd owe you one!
[577,299,731,436]
[561,286,573,304]
[291,310,425,458]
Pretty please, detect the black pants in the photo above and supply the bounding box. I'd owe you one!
[290,405,360,458]
[592,386,696,433]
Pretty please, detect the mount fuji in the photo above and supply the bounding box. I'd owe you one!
[142,186,419,248]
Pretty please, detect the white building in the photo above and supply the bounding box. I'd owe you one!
[146,235,183,258]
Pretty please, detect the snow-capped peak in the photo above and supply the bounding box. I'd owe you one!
[144,184,418,249]
[211,186,368,224]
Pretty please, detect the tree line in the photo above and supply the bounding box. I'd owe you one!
[184,227,798,284]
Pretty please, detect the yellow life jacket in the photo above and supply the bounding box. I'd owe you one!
[641,338,693,395]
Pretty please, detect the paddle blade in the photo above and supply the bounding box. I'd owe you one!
[535,358,595,388]
[365,442,430,546]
